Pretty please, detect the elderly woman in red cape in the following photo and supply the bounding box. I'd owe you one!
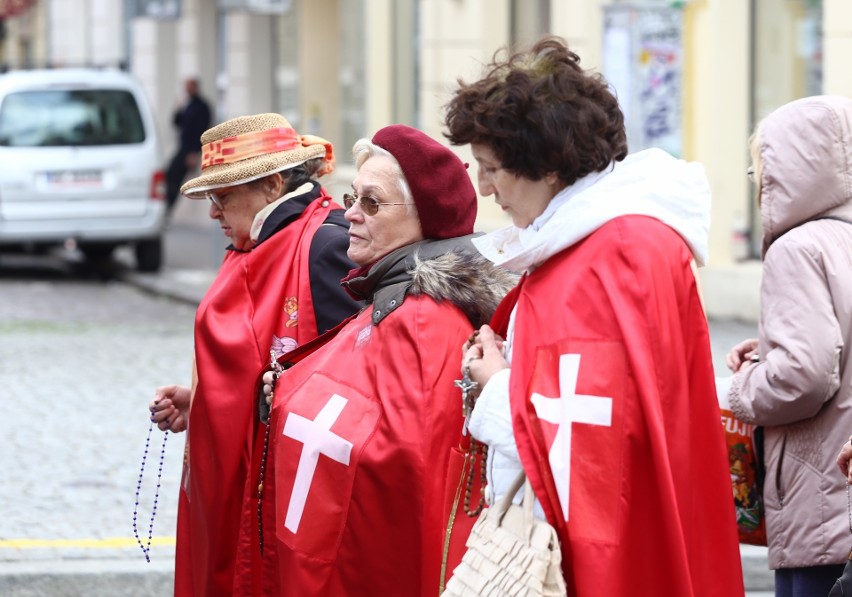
[446,38,744,596]
[242,125,516,595]
[148,113,361,596]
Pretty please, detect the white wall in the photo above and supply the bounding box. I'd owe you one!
[131,18,177,169]
[824,0,852,97]
[48,0,89,66]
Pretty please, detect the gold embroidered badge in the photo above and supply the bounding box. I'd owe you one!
[283,297,298,327]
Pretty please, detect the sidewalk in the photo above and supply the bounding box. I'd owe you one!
[0,559,174,597]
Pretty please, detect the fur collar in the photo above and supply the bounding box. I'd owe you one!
[344,234,518,326]
[407,250,517,328]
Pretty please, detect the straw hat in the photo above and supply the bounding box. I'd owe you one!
[180,113,335,199]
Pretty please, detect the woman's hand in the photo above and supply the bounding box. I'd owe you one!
[837,437,852,484]
[262,370,276,402]
[149,385,191,433]
[726,338,759,372]
[462,324,508,391]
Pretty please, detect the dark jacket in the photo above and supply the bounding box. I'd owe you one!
[174,94,211,154]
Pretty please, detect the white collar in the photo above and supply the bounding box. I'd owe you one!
[249,182,314,244]
[472,149,711,272]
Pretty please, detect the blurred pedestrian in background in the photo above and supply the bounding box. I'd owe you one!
[249,125,515,595]
[445,36,744,596]
[148,112,361,596]
[165,77,211,214]
[726,95,852,597]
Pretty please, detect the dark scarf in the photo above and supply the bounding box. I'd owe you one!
[340,235,479,324]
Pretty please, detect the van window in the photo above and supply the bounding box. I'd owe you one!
[0,89,146,147]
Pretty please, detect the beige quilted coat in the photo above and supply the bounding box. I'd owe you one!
[729,95,852,569]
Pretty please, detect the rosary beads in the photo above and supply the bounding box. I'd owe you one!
[133,409,169,563]
[464,439,488,516]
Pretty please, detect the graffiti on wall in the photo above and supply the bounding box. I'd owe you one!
[603,6,683,157]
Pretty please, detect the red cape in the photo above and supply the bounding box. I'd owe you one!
[247,294,480,596]
[507,216,744,596]
[175,195,343,597]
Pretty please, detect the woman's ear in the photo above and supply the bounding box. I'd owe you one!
[265,172,285,202]
[544,171,561,187]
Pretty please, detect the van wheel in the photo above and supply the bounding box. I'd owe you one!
[135,238,162,272]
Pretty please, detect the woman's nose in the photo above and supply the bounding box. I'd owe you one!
[344,202,361,222]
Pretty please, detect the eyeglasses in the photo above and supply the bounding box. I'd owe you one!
[343,192,410,216]
[206,192,224,210]
[746,166,756,184]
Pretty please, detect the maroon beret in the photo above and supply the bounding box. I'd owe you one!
[372,124,477,240]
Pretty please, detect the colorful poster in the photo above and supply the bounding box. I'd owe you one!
[603,5,683,157]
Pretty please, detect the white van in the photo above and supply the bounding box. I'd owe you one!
[0,68,166,272]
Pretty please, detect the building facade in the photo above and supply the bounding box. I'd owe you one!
[0,0,849,318]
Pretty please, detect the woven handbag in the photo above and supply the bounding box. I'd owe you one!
[442,471,567,596]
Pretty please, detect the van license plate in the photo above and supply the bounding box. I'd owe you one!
[44,170,103,188]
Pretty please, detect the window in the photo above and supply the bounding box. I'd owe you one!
[340,0,367,150]
[748,0,822,257]
[0,89,146,147]
[752,0,822,122]
[511,0,550,48]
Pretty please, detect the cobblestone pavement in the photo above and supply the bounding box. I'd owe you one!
[0,264,195,579]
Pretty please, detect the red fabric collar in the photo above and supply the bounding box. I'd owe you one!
[489,273,526,336]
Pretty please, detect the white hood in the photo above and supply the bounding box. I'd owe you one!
[472,148,711,272]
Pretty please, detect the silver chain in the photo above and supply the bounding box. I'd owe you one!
[847,483,852,534]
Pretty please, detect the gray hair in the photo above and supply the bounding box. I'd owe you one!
[748,120,765,206]
[351,138,416,213]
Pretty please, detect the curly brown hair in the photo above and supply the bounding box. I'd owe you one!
[444,36,627,186]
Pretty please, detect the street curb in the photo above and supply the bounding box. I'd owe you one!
[121,268,212,307]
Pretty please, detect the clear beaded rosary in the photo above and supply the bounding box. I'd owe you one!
[132,406,169,563]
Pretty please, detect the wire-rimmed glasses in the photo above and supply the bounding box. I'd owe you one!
[343,192,410,216]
